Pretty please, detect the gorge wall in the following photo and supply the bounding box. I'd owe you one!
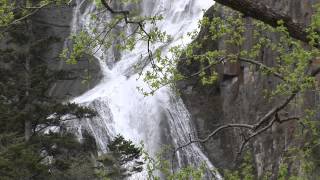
[0,2,102,100]
[178,0,320,178]
[0,4,103,106]
[2,0,320,179]
[31,2,102,99]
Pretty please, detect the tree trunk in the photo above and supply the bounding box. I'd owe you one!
[214,0,318,48]
[24,54,32,141]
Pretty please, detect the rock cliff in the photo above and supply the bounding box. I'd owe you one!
[178,0,320,178]
[36,4,102,99]
[0,3,103,100]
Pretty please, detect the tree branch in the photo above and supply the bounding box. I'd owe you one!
[0,2,52,30]
[214,0,319,48]
[239,57,284,80]
[174,88,300,160]
[236,116,300,157]
[100,0,154,66]
[174,124,254,153]
[253,92,297,131]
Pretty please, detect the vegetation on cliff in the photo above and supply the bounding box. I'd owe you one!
[1,0,320,179]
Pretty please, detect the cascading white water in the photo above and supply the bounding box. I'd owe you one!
[69,0,220,179]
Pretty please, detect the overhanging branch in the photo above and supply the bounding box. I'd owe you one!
[174,88,301,159]
[0,2,52,30]
[239,57,285,80]
[214,0,319,48]
[100,0,154,65]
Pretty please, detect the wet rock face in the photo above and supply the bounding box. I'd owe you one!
[31,5,103,99]
[178,0,319,177]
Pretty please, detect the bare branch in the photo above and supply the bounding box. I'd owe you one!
[239,57,284,80]
[174,124,254,153]
[99,0,166,80]
[236,116,300,157]
[100,0,153,58]
[253,92,297,131]
[311,66,320,76]
[173,88,300,161]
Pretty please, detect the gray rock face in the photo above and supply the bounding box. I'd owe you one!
[0,3,103,100]
[0,2,103,107]
[31,4,102,100]
[177,0,319,178]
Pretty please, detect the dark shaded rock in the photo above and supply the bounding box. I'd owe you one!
[177,0,319,178]
[29,5,103,100]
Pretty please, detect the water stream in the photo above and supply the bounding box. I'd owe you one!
[69,0,220,179]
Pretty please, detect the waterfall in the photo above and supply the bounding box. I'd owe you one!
[69,0,220,179]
